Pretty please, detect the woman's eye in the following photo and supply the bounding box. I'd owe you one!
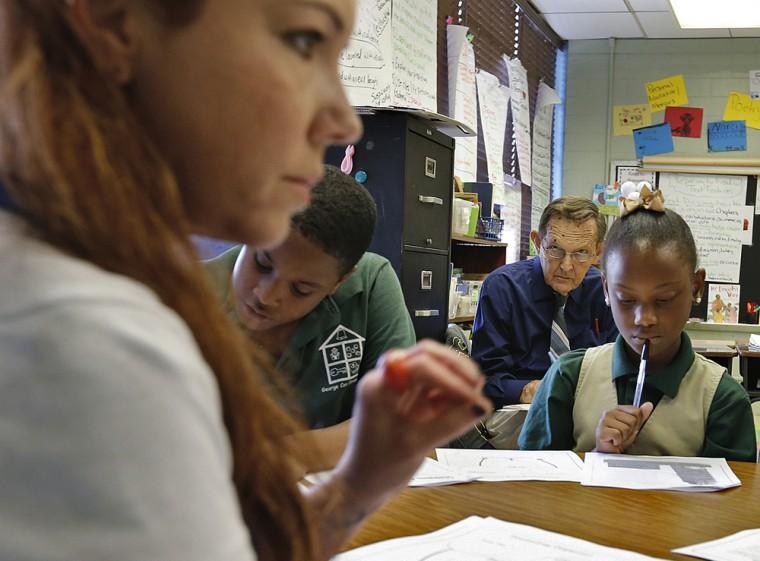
[283,30,325,59]
[254,254,272,273]
[618,299,635,306]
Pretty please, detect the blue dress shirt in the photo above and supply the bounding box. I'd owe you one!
[472,257,618,406]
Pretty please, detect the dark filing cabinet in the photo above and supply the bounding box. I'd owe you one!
[326,111,454,341]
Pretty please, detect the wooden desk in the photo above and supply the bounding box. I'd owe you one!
[736,345,760,399]
[692,344,737,374]
[345,460,760,560]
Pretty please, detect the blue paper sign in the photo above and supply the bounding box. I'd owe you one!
[707,120,747,152]
[632,122,674,158]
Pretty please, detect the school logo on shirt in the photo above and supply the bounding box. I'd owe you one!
[319,325,365,387]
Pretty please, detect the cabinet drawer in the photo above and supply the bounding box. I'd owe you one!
[403,131,453,251]
[401,250,449,341]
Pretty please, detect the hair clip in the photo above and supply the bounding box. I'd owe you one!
[619,184,665,217]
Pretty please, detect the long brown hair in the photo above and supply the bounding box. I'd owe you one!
[0,2,315,559]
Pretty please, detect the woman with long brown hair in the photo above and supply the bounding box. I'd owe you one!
[0,1,491,560]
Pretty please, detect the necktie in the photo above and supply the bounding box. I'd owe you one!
[548,293,570,363]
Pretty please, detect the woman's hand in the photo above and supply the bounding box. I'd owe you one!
[594,402,654,454]
[333,340,492,511]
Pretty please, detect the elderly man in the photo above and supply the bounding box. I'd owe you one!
[472,197,618,407]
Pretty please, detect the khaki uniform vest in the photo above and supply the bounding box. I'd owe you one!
[572,343,723,456]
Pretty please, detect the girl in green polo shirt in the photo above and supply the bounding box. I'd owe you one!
[520,189,756,461]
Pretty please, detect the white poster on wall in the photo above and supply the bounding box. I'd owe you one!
[391,0,437,111]
[340,0,437,111]
[531,82,561,231]
[659,173,747,283]
[750,70,760,100]
[476,70,510,207]
[504,55,532,187]
[447,25,478,181]
[339,0,393,107]
[502,174,522,264]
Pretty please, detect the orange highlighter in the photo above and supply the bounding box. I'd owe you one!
[384,355,410,392]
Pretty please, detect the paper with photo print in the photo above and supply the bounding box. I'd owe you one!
[707,284,740,324]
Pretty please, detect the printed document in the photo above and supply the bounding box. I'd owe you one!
[435,448,584,482]
[335,515,666,560]
[582,453,741,492]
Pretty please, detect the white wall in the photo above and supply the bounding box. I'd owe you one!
[562,38,760,199]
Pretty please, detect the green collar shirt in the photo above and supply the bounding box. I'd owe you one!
[204,247,416,428]
[519,333,757,461]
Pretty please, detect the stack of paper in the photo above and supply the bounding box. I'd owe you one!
[335,515,666,560]
[581,453,741,492]
[748,333,760,351]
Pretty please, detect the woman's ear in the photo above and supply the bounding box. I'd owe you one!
[63,0,140,85]
[692,268,706,302]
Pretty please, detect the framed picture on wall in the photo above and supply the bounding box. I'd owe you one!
[609,160,657,186]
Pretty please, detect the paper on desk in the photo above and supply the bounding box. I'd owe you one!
[435,448,584,482]
[407,457,476,487]
[582,453,741,492]
[672,528,760,561]
[335,515,666,560]
[303,458,475,489]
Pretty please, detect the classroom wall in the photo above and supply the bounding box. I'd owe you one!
[562,38,760,199]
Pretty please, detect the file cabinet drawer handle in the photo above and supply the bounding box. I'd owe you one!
[414,309,440,317]
[418,195,443,206]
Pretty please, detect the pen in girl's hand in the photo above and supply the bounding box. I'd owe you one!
[632,339,649,408]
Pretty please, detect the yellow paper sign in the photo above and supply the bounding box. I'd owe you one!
[646,74,688,112]
[723,91,760,130]
[613,104,652,136]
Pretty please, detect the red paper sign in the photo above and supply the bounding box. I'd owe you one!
[664,106,703,138]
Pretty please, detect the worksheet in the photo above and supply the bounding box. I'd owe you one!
[673,529,760,561]
[335,516,666,560]
[582,453,741,492]
[407,457,476,487]
[303,458,475,489]
[435,448,584,482]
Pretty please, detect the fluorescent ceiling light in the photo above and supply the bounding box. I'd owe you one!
[669,0,760,28]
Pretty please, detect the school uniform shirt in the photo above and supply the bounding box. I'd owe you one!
[0,210,256,560]
[204,246,416,428]
[519,333,757,462]
[471,257,617,406]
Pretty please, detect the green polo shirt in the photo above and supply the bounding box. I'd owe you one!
[204,246,416,428]
[519,333,757,461]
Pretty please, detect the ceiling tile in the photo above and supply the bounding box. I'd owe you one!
[637,11,731,38]
[543,12,644,39]
[530,0,628,14]
[730,28,760,37]
[627,0,671,10]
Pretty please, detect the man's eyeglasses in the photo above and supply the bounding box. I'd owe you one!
[542,245,594,263]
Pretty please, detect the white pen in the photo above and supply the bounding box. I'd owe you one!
[632,339,650,408]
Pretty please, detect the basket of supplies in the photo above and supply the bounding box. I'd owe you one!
[476,216,504,241]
